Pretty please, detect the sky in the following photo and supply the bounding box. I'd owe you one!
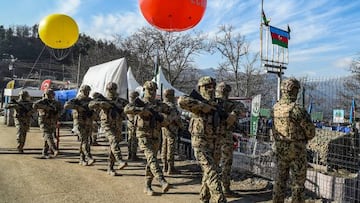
[1,0,360,78]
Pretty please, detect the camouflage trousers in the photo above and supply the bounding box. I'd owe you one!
[15,125,28,150]
[218,133,234,190]
[161,131,176,170]
[79,126,93,161]
[194,136,227,203]
[106,129,124,170]
[42,129,57,156]
[273,141,307,203]
[138,136,165,182]
[127,129,138,159]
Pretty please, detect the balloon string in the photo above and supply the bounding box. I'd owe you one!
[22,45,46,88]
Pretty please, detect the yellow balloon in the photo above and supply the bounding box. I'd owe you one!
[38,14,79,49]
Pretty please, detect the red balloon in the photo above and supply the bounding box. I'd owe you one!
[139,0,207,32]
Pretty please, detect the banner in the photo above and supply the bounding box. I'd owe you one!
[333,109,344,123]
[250,94,261,136]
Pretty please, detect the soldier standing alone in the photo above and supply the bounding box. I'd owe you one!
[64,85,96,166]
[5,90,34,153]
[33,89,62,158]
[178,76,227,203]
[124,81,170,196]
[161,88,182,175]
[272,78,315,203]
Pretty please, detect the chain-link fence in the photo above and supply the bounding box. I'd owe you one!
[231,76,360,202]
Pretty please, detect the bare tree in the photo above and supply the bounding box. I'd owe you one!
[116,27,208,88]
[211,25,266,98]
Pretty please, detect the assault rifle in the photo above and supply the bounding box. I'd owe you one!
[93,94,123,118]
[68,98,93,118]
[188,89,228,126]
[134,97,164,127]
[10,99,34,119]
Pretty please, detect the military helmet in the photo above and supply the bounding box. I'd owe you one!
[164,88,175,97]
[18,90,30,98]
[281,78,300,93]
[80,85,91,92]
[129,91,139,99]
[45,89,55,96]
[106,82,118,91]
[198,76,216,87]
[216,82,231,93]
[143,81,158,90]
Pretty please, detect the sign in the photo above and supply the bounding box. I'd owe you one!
[250,94,261,136]
[333,109,344,123]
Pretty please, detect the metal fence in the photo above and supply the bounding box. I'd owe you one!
[230,76,360,202]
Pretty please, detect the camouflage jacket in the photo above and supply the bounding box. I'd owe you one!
[124,98,169,138]
[178,95,219,139]
[33,98,63,129]
[162,101,183,135]
[5,100,34,128]
[216,98,246,134]
[88,97,128,130]
[272,99,315,142]
[64,96,94,125]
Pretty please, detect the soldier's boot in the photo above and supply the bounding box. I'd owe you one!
[162,161,168,173]
[87,156,95,166]
[159,179,170,193]
[17,143,24,153]
[117,160,128,170]
[223,186,239,198]
[167,162,179,175]
[79,154,87,166]
[53,149,59,157]
[107,168,117,176]
[144,179,154,196]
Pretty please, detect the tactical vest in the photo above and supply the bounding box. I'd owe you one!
[273,102,306,141]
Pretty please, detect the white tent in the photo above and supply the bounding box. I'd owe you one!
[127,66,142,94]
[80,58,128,99]
[152,66,185,97]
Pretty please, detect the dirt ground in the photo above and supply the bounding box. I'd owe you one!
[0,119,277,203]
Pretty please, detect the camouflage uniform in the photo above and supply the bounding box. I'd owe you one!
[33,89,62,158]
[89,83,128,176]
[5,90,34,153]
[161,88,182,175]
[124,81,170,196]
[214,82,246,197]
[125,91,140,160]
[64,85,95,166]
[178,76,227,203]
[272,78,315,203]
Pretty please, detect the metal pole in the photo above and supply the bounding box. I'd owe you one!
[260,0,263,61]
[76,54,81,89]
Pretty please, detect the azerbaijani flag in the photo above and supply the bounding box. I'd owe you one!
[349,98,356,124]
[270,26,290,48]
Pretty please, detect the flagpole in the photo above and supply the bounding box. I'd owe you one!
[260,0,263,62]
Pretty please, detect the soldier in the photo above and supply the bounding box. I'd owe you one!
[91,92,102,146]
[272,78,315,203]
[178,76,227,203]
[64,85,95,166]
[33,89,62,159]
[125,91,140,161]
[214,82,246,197]
[124,81,170,196]
[161,88,182,175]
[5,90,34,153]
[88,83,128,176]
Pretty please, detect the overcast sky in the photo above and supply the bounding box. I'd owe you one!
[1,0,359,78]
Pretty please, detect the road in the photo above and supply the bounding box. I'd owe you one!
[0,119,273,203]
